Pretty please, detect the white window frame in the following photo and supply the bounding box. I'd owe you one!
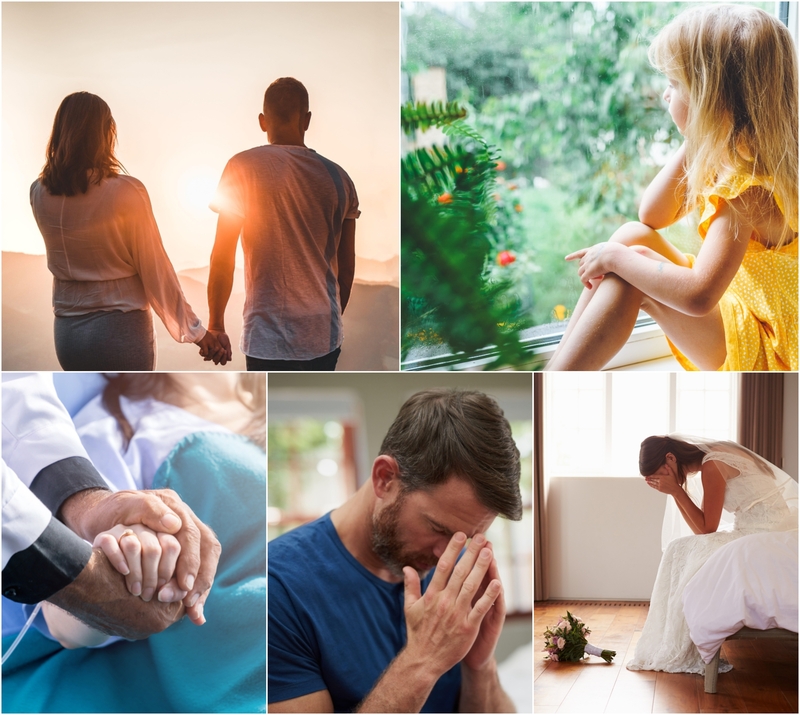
[544,373,739,478]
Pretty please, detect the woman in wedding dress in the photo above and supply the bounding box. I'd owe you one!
[627,435,797,674]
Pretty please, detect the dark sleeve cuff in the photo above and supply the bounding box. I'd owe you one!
[2,516,92,604]
[29,456,109,517]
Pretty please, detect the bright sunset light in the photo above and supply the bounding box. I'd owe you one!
[2,2,399,277]
[178,167,219,216]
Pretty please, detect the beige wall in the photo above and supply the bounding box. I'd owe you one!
[268,372,532,485]
[783,373,798,480]
[546,476,667,600]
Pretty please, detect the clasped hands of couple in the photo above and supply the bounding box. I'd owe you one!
[50,487,221,641]
[195,329,233,366]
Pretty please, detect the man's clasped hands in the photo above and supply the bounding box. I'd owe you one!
[403,531,505,677]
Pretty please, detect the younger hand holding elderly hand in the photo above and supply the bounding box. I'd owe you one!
[43,527,188,650]
[61,488,220,627]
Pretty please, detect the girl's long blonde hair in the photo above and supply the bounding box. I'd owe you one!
[649,4,798,246]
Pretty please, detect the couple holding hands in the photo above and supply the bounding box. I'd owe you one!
[32,78,359,372]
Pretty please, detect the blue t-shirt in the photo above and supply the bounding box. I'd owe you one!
[268,513,461,712]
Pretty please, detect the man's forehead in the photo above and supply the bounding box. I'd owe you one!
[424,512,496,538]
[410,479,497,535]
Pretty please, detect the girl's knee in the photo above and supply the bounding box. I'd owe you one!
[609,221,658,247]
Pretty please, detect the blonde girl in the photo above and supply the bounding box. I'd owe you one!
[547,4,798,371]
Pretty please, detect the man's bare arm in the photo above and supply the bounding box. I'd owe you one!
[459,660,515,713]
[207,211,243,362]
[48,548,184,640]
[337,219,356,313]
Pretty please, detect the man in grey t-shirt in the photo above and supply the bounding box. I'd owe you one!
[207,77,360,371]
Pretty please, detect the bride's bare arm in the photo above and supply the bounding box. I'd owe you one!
[646,460,726,534]
[638,144,689,229]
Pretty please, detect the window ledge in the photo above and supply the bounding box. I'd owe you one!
[401,320,679,371]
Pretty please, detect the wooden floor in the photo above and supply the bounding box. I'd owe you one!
[534,601,798,713]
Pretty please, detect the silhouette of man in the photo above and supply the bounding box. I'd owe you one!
[208,78,359,371]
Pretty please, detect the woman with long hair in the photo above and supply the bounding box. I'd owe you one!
[30,92,225,370]
[628,434,797,674]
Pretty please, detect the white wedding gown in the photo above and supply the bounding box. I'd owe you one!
[627,449,793,674]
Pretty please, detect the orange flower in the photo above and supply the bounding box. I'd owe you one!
[497,250,516,266]
[514,203,523,213]
[437,193,453,204]
[495,160,507,171]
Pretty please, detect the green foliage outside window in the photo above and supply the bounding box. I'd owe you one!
[401,101,530,367]
[403,1,770,331]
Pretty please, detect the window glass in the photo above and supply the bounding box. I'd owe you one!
[545,373,737,476]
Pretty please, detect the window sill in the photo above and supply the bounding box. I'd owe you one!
[401,319,680,371]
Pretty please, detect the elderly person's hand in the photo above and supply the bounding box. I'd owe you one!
[60,488,221,625]
[47,548,185,640]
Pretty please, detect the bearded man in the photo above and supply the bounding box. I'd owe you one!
[268,389,521,713]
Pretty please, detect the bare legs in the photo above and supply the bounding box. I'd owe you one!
[547,222,727,371]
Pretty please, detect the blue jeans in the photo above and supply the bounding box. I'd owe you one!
[245,346,341,372]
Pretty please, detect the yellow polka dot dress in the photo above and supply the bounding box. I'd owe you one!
[668,176,798,371]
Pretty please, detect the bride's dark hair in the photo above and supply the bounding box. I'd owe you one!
[639,436,705,486]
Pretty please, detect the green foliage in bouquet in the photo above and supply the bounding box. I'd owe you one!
[543,611,616,663]
[401,100,529,367]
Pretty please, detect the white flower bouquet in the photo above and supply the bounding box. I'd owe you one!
[543,611,616,663]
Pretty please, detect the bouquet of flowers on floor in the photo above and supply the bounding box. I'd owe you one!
[543,611,616,663]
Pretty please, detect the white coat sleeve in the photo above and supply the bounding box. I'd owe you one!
[1,374,104,604]
[2,462,92,604]
[2,373,109,515]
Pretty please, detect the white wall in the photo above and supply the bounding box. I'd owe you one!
[546,477,666,600]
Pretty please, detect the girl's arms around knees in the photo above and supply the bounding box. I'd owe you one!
[638,144,690,229]
[568,194,754,316]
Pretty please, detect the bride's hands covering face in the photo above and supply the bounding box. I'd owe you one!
[644,455,681,495]
[93,524,186,604]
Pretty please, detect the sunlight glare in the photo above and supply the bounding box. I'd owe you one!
[177,167,218,215]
